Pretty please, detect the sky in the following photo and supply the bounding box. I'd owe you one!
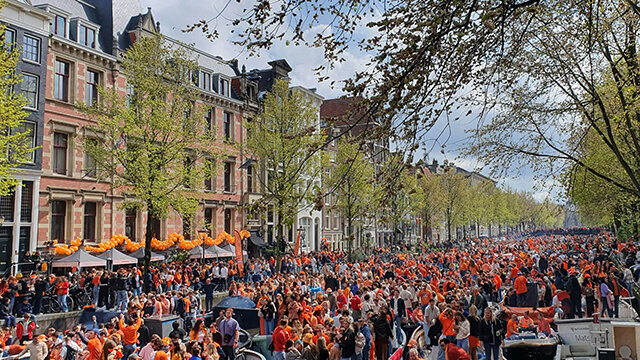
[139,0,555,202]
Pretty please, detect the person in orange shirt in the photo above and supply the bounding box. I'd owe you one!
[440,308,456,339]
[518,310,535,329]
[513,272,528,307]
[86,329,103,360]
[119,313,142,360]
[506,314,518,338]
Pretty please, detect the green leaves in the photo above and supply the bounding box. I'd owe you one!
[0,17,35,195]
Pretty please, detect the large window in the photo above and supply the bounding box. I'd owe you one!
[247,165,254,193]
[204,109,212,133]
[200,72,211,91]
[83,202,97,241]
[149,216,161,239]
[85,70,98,105]
[220,78,229,96]
[53,132,68,175]
[125,209,137,240]
[0,192,14,222]
[84,138,97,178]
[4,28,15,51]
[224,209,233,234]
[204,208,215,235]
[79,24,95,48]
[22,36,39,63]
[223,162,233,192]
[51,200,66,241]
[54,60,69,101]
[21,74,38,109]
[52,15,66,37]
[12,121,36,163]
[204,158,215,191]
[223,112,232,140]
[20,181,33,222]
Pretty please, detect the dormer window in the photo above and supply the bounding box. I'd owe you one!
[52,15,66,37]
[79,24,95,48]
[220,78,229,96]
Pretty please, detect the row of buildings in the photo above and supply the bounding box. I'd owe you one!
[0,0,396,272]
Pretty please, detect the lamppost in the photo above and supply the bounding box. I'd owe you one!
[199,228,208,264]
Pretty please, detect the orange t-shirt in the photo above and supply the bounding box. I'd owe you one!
[119,317,142,345]
[87,338,102,360]
[154,351,169,360]
[506,319,518,337]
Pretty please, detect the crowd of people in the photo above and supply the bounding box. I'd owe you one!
[0,231,636,360]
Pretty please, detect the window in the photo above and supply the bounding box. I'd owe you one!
[84,138,97,178]
[183,156,194,188]
[20,181,33,222]
[54,60,69,101]
[204,158,215,191]
[85,70,98,105]
[204,109,212,133]
[21,74,38,109]
[223,162,233,192]
[12,121,36,162]
[224,209,233,234]
[0,192,14,222]
[125,209,137,240]
[51,200,66,241]
[4,28,15,51]
[52,15,66,37]
[220,79,229,96]
[83,202,97,241]
[325,211,330,230]
[149,216,161,239]
[247,165,254,193]
[200,72,211,91]
[79,24,95,48]
[22,36,39,63]
[53,132,68,175]
[125,83,134,108]
[204,208,215,235]
[333,211,339,230]
[223,112,232,140]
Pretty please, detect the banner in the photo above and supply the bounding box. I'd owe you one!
[294,228,301,256]
[234,230,244,276]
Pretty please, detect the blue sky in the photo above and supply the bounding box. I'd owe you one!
[140,0,555,202]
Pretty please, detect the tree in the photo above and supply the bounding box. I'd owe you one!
[83,35,219,284]
[0,17,37,195]
[245,79,323,271]
[327,136,377,258]
[406,168,445,243]
[439,168,471,241]
[190,0,640,214]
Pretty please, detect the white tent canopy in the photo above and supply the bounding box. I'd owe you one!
[188,246,217,259]
[52,250,107,268]
[210,245,235,258]
[129,248,166,262]
[96,248,138,265]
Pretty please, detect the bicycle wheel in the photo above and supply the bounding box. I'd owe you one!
[41,297,51,314]
[66,297,74,311]
[50,298,62,313]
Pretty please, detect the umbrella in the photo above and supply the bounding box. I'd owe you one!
[129,248,166,262]
[52,250,106,268]
[96,248,137,265]
[210,245,235,258]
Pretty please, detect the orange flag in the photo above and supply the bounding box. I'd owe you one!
[234,230,244,276]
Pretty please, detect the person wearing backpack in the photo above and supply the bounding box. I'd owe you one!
[353,323,366,360]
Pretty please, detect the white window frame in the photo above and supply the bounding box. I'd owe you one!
[220,77,230,97]
[21,73,38,110]
[78,23,97,48]
[22,35,40,64]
